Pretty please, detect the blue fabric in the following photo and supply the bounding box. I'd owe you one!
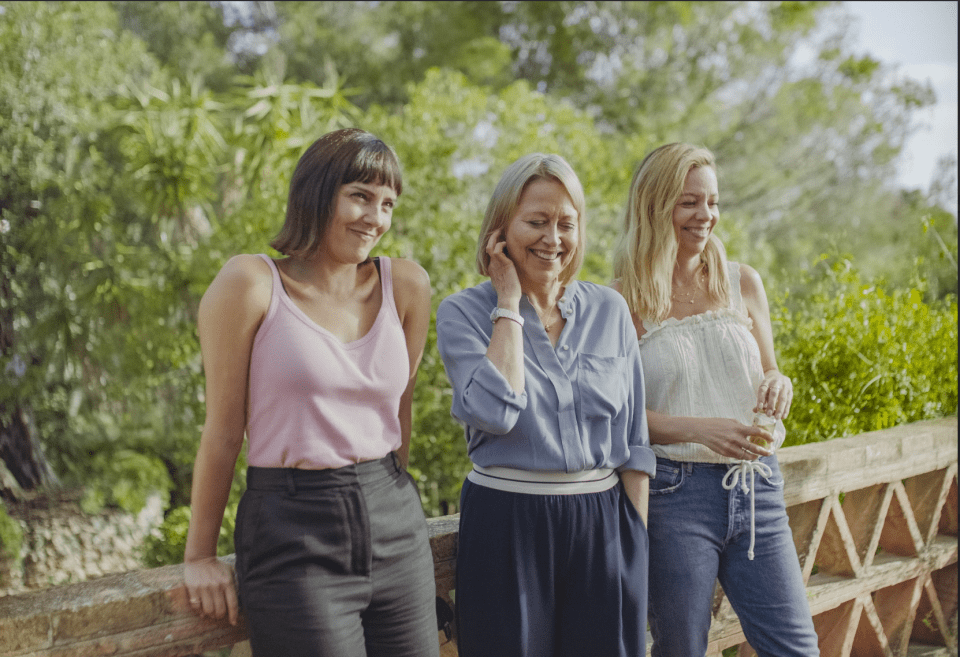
[455,478,648,657]
[647,455,819,657]
[436,280,655,476]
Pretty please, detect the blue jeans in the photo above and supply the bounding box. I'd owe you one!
[647,455,819,657]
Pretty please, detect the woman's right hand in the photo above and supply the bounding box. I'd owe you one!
[695,417,773,461]
[184,556,239,625]
[485,231,522,303]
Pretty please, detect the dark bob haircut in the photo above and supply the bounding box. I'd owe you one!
[270,128,403,258]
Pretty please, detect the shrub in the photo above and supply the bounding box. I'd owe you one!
[773,256,958,446]
[0,502,23,563]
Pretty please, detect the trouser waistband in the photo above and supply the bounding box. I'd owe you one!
[467,465,618,495]
[246,452,401,494]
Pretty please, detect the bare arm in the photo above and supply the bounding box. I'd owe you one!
[485,231,525,392]
[392,259,433,469]
[183,255,270,625]
[619,469,649,524]
[739,264,793,420]
[646,410,772,460]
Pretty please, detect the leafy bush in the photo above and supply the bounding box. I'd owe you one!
[773,256,958,445]
[139,501,237,568]
[0,502,23,563]
[139,451,246,567]
[80,449,173,515]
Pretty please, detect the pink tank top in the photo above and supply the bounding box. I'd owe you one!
[246,254,409,469]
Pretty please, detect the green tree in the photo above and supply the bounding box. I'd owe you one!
[0,2,359,515]
[1,1,161,495]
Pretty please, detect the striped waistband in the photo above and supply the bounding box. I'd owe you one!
[467,465,619,495]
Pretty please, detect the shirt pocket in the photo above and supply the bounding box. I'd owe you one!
[577,353,627,419]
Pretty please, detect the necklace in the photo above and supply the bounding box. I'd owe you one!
[536,305,560,332]
[672,268,706,305]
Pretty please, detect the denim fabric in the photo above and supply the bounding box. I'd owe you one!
[455,477,648,657]
[647,455,819,657]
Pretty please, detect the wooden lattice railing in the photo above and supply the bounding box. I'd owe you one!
[0,417,955,657]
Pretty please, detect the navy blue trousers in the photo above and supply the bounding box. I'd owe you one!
[455,477,648,657]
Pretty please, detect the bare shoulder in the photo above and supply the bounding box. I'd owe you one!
[609,278,623,293]
[390,257,432,299]
[201,254,273,318]
[736,262,767,302]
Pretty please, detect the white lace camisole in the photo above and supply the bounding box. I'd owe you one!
[637,261,786,463]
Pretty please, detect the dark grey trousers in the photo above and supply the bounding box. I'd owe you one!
[235,453,439,657]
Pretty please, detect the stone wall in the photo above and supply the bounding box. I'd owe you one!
[0,490,165,597]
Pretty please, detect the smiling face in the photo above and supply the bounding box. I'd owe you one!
[672,165,719,258]
[319,180,396,263]
[503,177,580,290]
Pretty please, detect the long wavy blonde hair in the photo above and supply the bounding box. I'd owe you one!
[613,143,730,323]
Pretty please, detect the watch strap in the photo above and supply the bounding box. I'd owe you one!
[490,307,524,327]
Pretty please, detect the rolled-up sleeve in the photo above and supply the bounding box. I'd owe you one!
[618,325,657,476]
[436,296,527,436]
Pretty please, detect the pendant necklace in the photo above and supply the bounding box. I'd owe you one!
[672,268,705,305]
[537,305,559,331]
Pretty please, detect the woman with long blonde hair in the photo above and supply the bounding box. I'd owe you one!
[613,143,818,656]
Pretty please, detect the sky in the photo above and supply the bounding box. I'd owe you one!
[842,1,958,213]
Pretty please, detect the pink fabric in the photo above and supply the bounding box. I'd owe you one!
[246,254,409,469]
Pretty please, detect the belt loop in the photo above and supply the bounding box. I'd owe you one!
[285,469,296,496]
[391,451,401,472]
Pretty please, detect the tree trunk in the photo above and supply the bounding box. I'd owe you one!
[0,403,59,499]
[0,252,59,499]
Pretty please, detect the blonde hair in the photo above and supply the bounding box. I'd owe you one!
[476,153,586,286]
[613,143,730,323]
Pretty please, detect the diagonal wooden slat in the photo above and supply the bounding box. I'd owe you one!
[844,482,894,569]
[910,574,954,648]
[816,495,864,578]
[936,471,957,538]
[814,598,861,657]
[854,593,895,656]
[788,496,831,580]
[879,483,926,558]
[902,469,951,545]
[874,576,925,654]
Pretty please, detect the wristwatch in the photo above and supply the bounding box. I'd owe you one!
[490,307,524,327]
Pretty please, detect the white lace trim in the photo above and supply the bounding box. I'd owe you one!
[640,307,753,343]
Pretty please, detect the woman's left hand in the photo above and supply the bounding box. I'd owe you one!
[756,369,792,420]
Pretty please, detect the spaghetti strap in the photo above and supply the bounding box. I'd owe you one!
[376,256,403,326]
[257,254,280,283]
[727,261,745,314]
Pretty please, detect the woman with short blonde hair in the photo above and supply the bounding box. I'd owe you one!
[439,152,654,656]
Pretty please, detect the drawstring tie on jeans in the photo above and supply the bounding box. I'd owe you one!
[721,459,774,560]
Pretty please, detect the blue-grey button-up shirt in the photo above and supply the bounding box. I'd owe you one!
[436,279,655,476]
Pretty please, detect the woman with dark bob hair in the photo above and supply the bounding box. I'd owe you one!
[613,143,818,656]
[183,128,438,657]
[436,153,656,657]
